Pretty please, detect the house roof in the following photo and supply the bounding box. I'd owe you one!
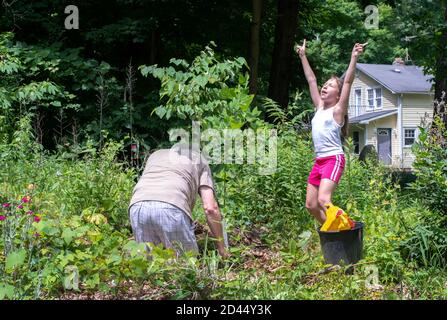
[354,63,434,94]
[350,109,398,124]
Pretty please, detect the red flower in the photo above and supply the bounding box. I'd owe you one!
[26,210,34,215]
[2,203,10,208]
[17,204,24,209]
[33,216,41,223]
[34,233,41,237]
[21,196,31,203]
[0,215,6,221]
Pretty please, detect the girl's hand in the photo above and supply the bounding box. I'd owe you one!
[352,42,367,58]
[295,39,306,58]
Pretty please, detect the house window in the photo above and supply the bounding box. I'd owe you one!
[404,128,416,146]
[367,89,374,109]
[353,131,360,154]
[355,89,361,106]
[354,89,361,116]
[375,88,382,108]
[367,88,382,110]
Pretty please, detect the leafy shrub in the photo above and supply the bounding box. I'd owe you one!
[400,224,447,270]
[0,117,136,231]
[402,115,447,269]
[220,129,314,236]
[140,42,264,130]
[46,140,137,229]
[410,116,447,222]
[0,191,44,299]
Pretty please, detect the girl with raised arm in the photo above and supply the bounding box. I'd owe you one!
[296,40,366,224]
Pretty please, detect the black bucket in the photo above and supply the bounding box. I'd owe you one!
[317,221,364,266]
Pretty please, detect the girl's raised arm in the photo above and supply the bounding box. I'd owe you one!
[296,39,322,109]
[337,42,367,115]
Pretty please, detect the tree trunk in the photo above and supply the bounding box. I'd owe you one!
[249,0,262,95]
[433,1,447,128]
[267,0,300,109]
[150,28,161,65]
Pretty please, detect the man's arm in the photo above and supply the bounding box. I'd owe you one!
[199,186,229,258]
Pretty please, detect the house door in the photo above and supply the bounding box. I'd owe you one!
[353,131,360,154]
[377,128,392,165]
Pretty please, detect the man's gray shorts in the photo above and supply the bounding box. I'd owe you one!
[129,201,198,255]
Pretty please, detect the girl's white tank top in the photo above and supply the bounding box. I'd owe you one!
[311,106,344,158]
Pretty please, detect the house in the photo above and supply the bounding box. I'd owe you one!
[346,59,434,170]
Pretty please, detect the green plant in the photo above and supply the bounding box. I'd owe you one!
[400,224,447,270]
[263,90,314,131]
[410,116,447,219]
[403,115,447,269]
[219,129,314,237]
[140,42,264,131]
[0,193,44,299]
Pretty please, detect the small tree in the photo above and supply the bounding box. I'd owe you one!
[139,43,264,130]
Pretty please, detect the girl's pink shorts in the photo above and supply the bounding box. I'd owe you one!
[308,154,345,187]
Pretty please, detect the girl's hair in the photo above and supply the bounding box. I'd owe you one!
[331,75,349,138]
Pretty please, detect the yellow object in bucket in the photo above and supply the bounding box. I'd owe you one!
[320,203,355,232]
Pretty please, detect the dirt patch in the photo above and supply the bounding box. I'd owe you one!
[59,280,170,300]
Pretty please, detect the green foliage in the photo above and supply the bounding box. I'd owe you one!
[49,141,136,228]
[410,116,447,217]
[400,224,447,270]
[0,185,47,299]
[220,129,314,236]
[402,116,447,269]
[393,0,446,80]
[0,119,167,298]
[140,43,264,130]
[0,32,144,149]
[263,90,314,131]
[0,32,82,111]
[299,1,405,82]
[2,120,130,227]
[360,3,407,64]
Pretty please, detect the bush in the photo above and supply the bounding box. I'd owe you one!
[219,129,314,236]
[410,116,447,223]
[140,42,264,131]
[0,118,140,298]
[403,115,447,269]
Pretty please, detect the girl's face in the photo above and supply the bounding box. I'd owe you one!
[320,78,340,103]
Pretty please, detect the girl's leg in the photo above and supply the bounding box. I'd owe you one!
[305,183,326,224]
[318,178,338,209]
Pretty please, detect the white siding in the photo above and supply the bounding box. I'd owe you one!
[401,93,434,168]
[402,94,434,127]
[349,71,397,115]
[363,114,400,167]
